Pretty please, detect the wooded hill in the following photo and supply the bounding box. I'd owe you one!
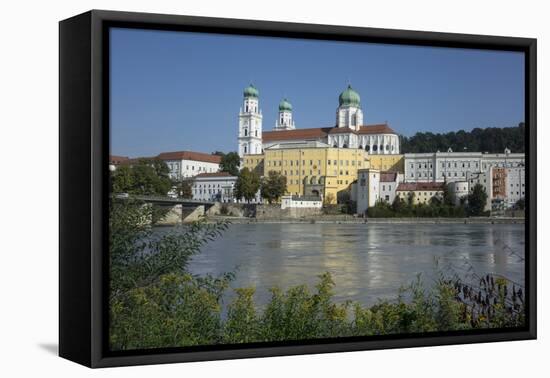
[400,123,525,154]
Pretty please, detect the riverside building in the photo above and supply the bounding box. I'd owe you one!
[238,84,402,201]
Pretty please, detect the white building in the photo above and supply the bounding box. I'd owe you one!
[504,167,526,208]
[157,151,222,180]
[356,169,380,215]
[239,84,400,156]
[238,84,263,157]
[191,172,237,202]
[281,195,323,209]
[379,172,402,204]
[404,149,525,183]
[448,180,469,206]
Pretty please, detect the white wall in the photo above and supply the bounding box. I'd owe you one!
[2,1,547,378]
[192,177,237,201]
[164,159,220,179]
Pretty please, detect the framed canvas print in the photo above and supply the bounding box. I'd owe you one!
[59,10,537,368]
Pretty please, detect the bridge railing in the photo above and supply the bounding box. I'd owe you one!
[112,194,215,205]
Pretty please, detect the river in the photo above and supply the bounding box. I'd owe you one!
[173,223,525,307]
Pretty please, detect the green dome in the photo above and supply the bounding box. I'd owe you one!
[243,84,259,98]
[279,98,292,112]
[338,85,360,107]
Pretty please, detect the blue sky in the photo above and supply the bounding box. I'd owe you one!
[110,28,525,157]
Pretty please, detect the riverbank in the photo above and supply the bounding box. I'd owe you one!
[204,215,525,224]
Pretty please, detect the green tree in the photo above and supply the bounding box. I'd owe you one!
[466,183,488,216]
[220,152,241,176]
[234,168,260,202]
[174,180,193,199]
[111,165,134,193]
[391,196,406,213]
[260,170,287,204]
[401,123,525,154]
[111,159,172,196]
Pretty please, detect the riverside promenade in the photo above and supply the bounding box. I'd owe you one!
[205,215,525,225]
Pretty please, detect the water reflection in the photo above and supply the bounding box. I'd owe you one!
[177,223,525,307]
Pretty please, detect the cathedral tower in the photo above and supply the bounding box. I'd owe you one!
[238,84,263,158]
[336,85,363,131]
[274,98,295,130]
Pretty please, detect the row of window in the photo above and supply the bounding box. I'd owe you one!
[194,183,227,189]
[266,159,362,167]
[408,161,524,171]
[331,144,396,152]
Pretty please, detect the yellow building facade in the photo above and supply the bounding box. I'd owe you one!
[395,182,444,204]
[367,154,404,173]
[242,154,264,176]
[256,142,368,203]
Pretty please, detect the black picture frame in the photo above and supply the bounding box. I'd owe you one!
[59,9,537,368]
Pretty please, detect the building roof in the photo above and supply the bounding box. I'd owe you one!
[263,127,333,142]
[279,98,292,112]
[194,172,235,179]
[265,141,331,150]
[243,84,259,98]
[263,124,397,142]
[397,182,444,192]
[339,85,361,107]
[156,151,222,164]
[327,127,356,134]
[357,124,397,135]
[109,155,129,164]
[379,171,398,182]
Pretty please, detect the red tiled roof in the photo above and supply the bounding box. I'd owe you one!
[397,182,444,191]
[357,124,397,134]
[194,172,233,178]
[109,155,129,164]
[156,151,222,164]
[263,127,332,142]
[263,124,397,142]
[379,171,398,183]
[119,157,152,165]
[328,127,356,134]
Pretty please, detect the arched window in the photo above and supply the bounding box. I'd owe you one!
[343,144,348,148]
[244,145,247,154]
[351,114,356,126]
[255,130,257,137]
[358,145,363,149]
[379,145,383,152]
[244,129,248,136]
[333,144,338,148]
[386,144,389,151]
[365,145,370,152]
[373,145,378,152]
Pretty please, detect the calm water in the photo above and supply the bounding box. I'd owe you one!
[172,223,525,307]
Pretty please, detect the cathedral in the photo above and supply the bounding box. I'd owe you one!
[238,84,400,158]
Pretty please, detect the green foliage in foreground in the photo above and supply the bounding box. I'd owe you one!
[110,269,525,350]
[109,201,525,351]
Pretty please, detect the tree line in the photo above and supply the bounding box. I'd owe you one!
[400,123,525,154]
